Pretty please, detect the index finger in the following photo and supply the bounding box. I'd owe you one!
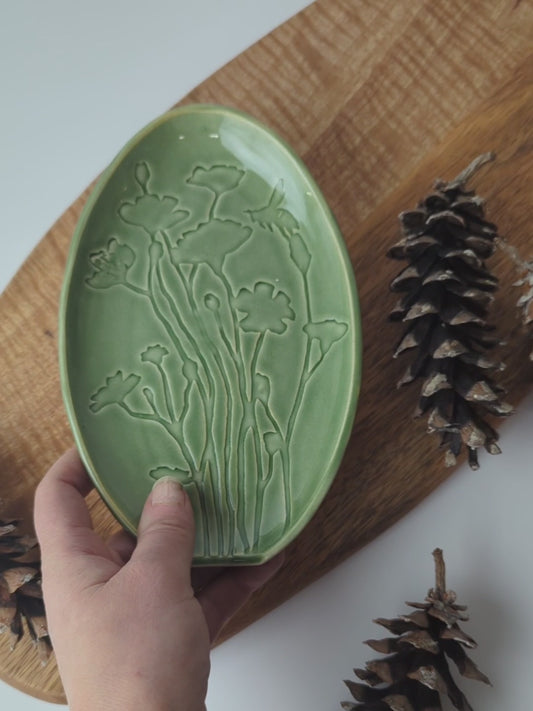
[34,448,95,556]
[197,553,284,642]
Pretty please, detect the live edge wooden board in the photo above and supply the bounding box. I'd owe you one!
[1,0,532,702]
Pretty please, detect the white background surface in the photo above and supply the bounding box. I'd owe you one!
[1,1,531,709]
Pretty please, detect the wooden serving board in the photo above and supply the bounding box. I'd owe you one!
[1,0,532,702]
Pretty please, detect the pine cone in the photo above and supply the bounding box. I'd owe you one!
[495,237,533,360]
[514,266,533,360]
[342,549,490,711]
[388,153,513,469]
[0,519,52,664]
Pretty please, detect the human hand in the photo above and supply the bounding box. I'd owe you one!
[34,449,283,711]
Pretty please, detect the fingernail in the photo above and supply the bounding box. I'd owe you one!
[151,477,185,506]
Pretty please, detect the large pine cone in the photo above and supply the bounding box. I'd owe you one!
[388,154,512,469]
[342,550,490,711]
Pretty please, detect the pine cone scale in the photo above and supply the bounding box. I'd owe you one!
[0,583,17,629]
[406,665,447,695]
[0,523,17,537]
[426,210,466,229]
[383,694,415,711]
[366,638,398,654]
[441,639,491,685]
[1,565,39,594]
[421,373,452,398]
[439,626,476,648]
[398,630,439,654]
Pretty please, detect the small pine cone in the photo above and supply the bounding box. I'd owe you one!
[0,519,52,664]
[388,153,513,469]
[515,266,533,360]
[342,549,490,711]
[496,238,533,360]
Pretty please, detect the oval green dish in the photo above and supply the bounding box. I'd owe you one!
[60,104,361,565]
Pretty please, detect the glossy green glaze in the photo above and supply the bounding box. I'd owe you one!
[60,105,361,564]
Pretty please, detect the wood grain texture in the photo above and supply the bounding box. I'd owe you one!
[1,0,532,702]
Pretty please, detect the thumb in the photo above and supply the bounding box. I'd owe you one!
[131,477,195,590]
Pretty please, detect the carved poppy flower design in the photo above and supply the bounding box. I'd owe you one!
[187,165,244,196]
[119,194,188,233]
[264,431,283,455]
[89,371,140,412]
[171,219,252,272]
[304,319,348,356]
[182,358,198,382]
[86,238,135,289]
[141,344,169,367]
[119,161,189,233]
[233,282,295,334]
[253,373,271,404]
[204,293,221,311]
